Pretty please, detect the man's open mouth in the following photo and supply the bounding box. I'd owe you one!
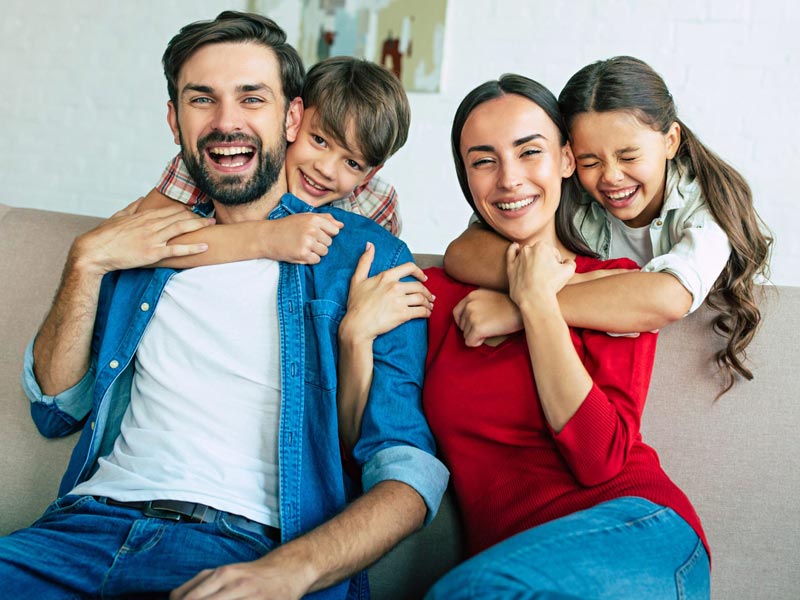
[207,146,255,168]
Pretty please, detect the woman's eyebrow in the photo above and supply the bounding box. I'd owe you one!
[467,133,545,154]
[513,134,544,147]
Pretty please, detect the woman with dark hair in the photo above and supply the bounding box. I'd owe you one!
[416,74,711,598]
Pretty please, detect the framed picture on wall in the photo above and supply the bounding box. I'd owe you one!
[251,0,448,93]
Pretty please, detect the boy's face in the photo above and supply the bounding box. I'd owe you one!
[286,107,381,206]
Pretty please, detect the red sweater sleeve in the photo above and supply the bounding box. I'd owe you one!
[552,326,658,486]
[550,256,658,486]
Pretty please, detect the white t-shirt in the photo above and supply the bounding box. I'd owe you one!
[72,259,282,527]
[607,214,653,268]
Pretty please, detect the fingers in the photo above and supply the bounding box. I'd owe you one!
[351,242,375,283]
[320,213,344,236]
[112,197,145,218]
[383,261,429,283]
[452,296,468,331]
[162,243,209,258]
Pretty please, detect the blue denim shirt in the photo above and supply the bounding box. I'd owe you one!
[21,193,449,600]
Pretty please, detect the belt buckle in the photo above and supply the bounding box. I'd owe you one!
[142,501,182,521]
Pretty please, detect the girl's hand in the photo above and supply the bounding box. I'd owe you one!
[339,242,434,345]
[453,289,522,347]
[506,241,575,309]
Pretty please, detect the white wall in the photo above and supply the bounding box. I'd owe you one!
[3,0,798,285]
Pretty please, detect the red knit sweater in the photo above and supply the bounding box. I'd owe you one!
[423,258,709,559]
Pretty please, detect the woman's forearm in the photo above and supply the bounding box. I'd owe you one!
[518,296,593,433]
[336,324,374,454]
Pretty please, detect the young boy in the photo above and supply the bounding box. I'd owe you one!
[138,55,406,267]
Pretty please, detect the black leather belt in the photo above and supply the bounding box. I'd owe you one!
[96,497,280,542]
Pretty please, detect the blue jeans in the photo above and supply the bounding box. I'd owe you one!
[426,497,709,600]
[0,495,278,599]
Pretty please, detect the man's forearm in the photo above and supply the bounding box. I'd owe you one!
[266,480,426,594]
[33,252,104,395]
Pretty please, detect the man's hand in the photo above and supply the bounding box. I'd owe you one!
[339,242,433,345]
[170,553,311,600]
[264,213,344,264]
[72,199,213,276]
[453,288,522,347]
[171,480,427,600]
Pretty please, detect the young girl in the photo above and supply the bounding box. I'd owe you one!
[444,56,771,393]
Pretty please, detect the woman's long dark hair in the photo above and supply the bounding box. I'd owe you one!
[451,74,597,259]
[559,56,773,394]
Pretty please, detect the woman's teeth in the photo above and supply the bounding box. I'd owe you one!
[497,197,535,211]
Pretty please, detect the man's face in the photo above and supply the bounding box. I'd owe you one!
[167,42,302,207]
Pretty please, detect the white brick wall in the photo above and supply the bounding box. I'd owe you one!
[3,0,798,284]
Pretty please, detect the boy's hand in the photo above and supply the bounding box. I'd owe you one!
[266,213,344,264]
[453,289,522,347]
[339,242,433,345]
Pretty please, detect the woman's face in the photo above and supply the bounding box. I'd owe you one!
[569,110,680,228]
[460,94,575,247]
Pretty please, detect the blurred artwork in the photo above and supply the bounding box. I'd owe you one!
[297,0,448,93]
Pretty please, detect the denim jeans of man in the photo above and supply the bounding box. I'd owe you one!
[0,495,278,599]
[426,497,710,600]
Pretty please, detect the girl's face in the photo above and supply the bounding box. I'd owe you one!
[570,110,680,228]
[460,94,575,248]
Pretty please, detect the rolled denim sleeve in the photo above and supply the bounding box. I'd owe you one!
[21,338,95,437]
[352,242,449,525]
[642,210,731,313]
[362,445,450,526]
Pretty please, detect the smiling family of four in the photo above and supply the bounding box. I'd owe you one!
[3,9,771,600]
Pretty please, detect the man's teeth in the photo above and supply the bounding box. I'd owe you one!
[209,146,252,156]
[606,187,636,200]
[497,197,535,210]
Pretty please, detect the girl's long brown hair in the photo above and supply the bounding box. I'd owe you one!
[559,56,773,394]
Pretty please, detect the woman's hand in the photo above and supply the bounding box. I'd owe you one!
[506,241,575,310]
[339,242,434,345]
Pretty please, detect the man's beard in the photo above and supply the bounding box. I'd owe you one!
[181,129,286,207]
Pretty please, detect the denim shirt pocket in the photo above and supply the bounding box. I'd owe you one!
[303,299,345,391]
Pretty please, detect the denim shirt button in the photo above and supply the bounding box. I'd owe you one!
[90,420,96,431]
[140,302,150,312]
[291,362,297,377]
[655,219,663,227]
[109,360,120,369]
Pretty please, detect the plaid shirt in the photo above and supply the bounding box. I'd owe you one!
[157,154,402,235]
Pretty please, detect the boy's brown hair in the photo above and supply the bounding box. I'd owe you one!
[303,56,410,167]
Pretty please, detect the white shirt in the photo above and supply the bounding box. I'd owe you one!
[72,259,282,527]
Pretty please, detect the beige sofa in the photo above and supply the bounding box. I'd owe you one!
[2,203,798,599]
